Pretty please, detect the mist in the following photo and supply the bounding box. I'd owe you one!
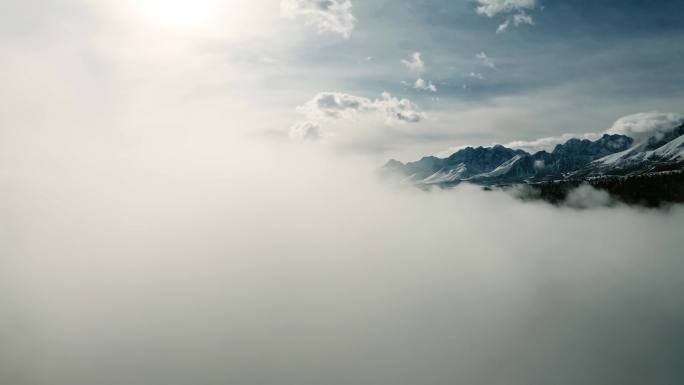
[2,1,684,383]
[2,134,684,385]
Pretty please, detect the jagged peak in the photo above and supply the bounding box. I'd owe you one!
[382,125,682,188]
[383,159,404,168]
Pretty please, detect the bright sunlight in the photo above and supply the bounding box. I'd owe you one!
[138,0,218,29]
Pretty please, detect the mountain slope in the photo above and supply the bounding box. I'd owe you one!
[384,124,684,188]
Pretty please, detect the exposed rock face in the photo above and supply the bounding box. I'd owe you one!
[384,127,683,187]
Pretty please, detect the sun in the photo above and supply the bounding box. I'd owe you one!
[138,0,217,30]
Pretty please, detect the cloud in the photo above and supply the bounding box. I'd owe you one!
[401,52,425,72]
[468,72,485,80]
[475,0,538,32]
[296,91,425,124]
[296,92,374,121]
[375,92,426,123]
[606,112,684,142]
[413,78,437,92]
[502,111,684,153]
[475,0,537,17]
[476,52,496,69]
[289,121,322,141]
[564,185,614,209]
[291,92,425,140]
[281,0,355,38]
[4,138,684,385]
[497,12,535,33]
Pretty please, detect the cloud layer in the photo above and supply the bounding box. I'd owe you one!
[3,140,684,385]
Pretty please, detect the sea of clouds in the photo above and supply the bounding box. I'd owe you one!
[1,2,683,381]
[2,135,684,385]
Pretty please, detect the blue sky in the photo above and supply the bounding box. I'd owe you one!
[1,0,683,161]
[251,0,684,159]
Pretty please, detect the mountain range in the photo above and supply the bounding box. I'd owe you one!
[384,122,684,205]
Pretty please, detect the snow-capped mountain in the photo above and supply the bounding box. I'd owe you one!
[384,145,528,184]
[588,123,684,173]
[384,122,684,187]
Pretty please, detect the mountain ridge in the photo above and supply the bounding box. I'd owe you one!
[384,123,684,205]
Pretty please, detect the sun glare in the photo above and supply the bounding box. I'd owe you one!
[139,0,217,30]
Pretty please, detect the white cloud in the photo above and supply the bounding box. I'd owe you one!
[476,52,496,69]
[297,92,373,121]
[468,72,485,80]
[475,0,538,32]
[476,0,537,17]
[606,112,684,142]
[289,121,322,141]
[7,134,684,385]
[503,111,684,153]
[401,52,425,72]
[281,0,355,38]
[375,92,426,123]
[297,91,425,124]
[291,91,425,140]
[414,78,437,92]
[497,12,535,33]
[565,185,614,209]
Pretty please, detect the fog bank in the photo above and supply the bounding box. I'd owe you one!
[2,140,683,385]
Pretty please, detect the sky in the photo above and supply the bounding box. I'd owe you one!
[2,2,684,384]
[2,0,684,162]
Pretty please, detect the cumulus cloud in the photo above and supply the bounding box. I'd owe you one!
[297,92,374,121]
[413,78,437,92]
[401,52,425,72]
[475,0,539,32]
[281,0,355,38]
[375,92,426,123]
[290,92,425,140]
[606,112,684,142]
[295,91,424,126]
[289,121,322,141]
[476,52,496,69]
